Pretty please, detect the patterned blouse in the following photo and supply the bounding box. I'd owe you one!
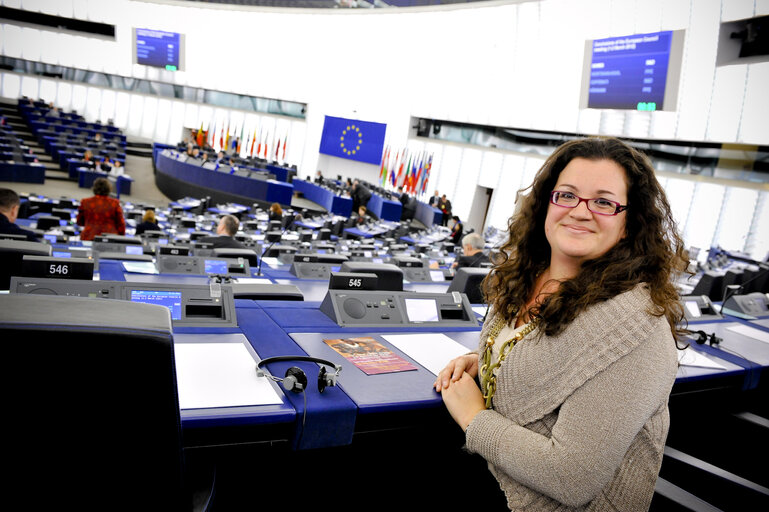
[76,195,126,241]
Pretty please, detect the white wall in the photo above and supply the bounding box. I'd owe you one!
[2,0,769,256]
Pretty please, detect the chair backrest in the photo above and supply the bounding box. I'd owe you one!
[0,239,52,290]
[0,294,187,510]
[447,267,491,304]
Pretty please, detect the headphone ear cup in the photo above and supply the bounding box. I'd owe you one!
[317,366,328,393]
[284,367,308,393]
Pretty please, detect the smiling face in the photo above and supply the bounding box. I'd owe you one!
[544,157,628,273]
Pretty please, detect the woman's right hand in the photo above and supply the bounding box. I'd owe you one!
[434,353,478,392]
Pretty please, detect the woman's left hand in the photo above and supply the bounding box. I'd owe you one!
[439,372,486,432]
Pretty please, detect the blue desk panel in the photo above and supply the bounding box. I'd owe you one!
[292,179,353,216]
[0,161,45,183]
[415,201,443,226]
[367,193,402,222]
[155,150,293,206]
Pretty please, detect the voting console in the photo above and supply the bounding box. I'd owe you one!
[319,288,478,328]
[9,278,238,328]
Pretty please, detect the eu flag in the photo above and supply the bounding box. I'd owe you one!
[318,116,386,166]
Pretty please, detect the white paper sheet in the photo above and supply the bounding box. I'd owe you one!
[726,324,769,344]
[122,261,159,274]
[677,347,727,370]
[174,342,283,409]
[382,333,471,375]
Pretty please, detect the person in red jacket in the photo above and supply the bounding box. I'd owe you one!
[76,177,125,241]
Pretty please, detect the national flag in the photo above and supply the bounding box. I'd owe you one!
[421,153,433,195]
[196,123,204,147]
[282,136,287,163]
[274,135,280,161]
[379,145,388,185]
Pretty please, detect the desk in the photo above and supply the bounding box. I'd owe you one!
[292,179,352,217]
[155,149,293,207]
[367,193,402,222]
[0,161,45,183]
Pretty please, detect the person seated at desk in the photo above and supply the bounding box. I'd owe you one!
[435,137,686,511]
[449,215,464,246]
[351,180,372,212]
[355,206,368,227]
[269,202,283,223]
[108,159,124,177]
[198,214,245,249]
[81,149,96,169]
[214,151,229,166]
[0,188,40,241]
[76,177,125,241]
[452,233,490,270]
[135,210,161,235]
[96,155,112,174]
[314,170,324,185]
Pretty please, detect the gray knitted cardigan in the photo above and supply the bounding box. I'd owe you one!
[465,284,678,511]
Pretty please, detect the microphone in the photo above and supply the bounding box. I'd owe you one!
[257,224,288,276]
[720,263,769,313]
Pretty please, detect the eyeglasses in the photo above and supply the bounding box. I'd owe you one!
[550,190,628,216]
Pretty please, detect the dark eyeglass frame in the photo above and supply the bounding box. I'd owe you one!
[549,190,628,216]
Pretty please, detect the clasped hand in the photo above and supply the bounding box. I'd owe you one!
[434,353,486,432]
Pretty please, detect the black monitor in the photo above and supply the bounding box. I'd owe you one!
[265,231,283,243]
[0,239,52,290]
[35,215,62,231]
[447,267,490,304]
[690,271,724,301]
[212,248,258,267]
[339,261,403,291]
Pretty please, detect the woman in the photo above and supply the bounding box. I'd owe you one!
[134,209,161,235]
[435,137,688,511]
[269,202,283,223]
[449,215,463,246]
[76,177,125,241]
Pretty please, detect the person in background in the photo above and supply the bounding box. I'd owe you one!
[269,202,283,223]
[429,189,440,207]
[109,159,124,177]
[314,170,324,184]
[97,155,112,173]
[453,232,489,270]
[0,188,39,241]
[76,177,125,241]
[135,210,161,235]
[449,215,463,245]
[435,137,687,510]
[198,214,245,249]
[82,149,95,169]
[355,205,368,226]
[438,194,452,226]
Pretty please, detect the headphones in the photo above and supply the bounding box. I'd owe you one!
[256,356,342,393]
[692,330,722,346]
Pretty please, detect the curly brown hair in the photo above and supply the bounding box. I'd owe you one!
[483,137,690,341]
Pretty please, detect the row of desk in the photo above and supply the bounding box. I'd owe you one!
[20,239,764,454]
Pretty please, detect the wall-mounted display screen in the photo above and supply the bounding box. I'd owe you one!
[133,28,184,71]
[580,30,684,111]
[130,290,182,320]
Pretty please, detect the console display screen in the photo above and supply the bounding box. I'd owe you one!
[130,290,182,320]
[204,259,228,274]
[404,298,440,322]
[125,245,144,255]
